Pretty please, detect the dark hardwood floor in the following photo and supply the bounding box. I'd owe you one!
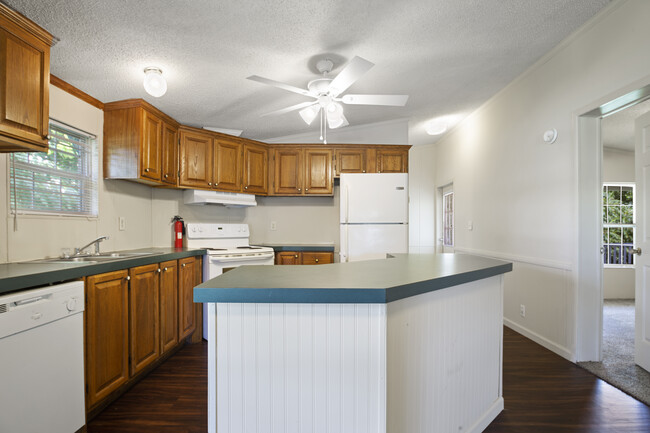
[87,327,650,433]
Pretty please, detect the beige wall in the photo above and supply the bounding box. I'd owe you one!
[408,0,650,360]
[602,148,635,299]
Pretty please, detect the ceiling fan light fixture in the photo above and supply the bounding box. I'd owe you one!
[143,67,167,97]
[299,105,320,125]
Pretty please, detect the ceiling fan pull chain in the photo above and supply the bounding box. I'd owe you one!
[319,109,324,141]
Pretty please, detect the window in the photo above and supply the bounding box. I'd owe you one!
[603,183,635,266]
[10,121,98,217]
[443,191,454,247]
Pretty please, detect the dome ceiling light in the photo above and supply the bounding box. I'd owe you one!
[143,67,167,98]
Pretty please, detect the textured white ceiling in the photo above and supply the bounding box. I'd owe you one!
[602,98,650,152]
[5,0,610,145]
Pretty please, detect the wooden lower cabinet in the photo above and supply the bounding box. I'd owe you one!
[85,270,130,408]
[129,264,160,376]
[85,256,203,416]
[178,256,197,340]
[159,260,179,355]
[275,251,334,265]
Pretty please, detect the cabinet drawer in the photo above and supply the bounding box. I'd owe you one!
[301,251,334,265]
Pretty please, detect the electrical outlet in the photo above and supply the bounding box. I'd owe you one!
[119,217,126,231]
[270,221,277,231]
[520,304,526,318]
[467,220,473,231]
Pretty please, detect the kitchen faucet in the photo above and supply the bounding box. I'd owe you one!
[74,236,109,256]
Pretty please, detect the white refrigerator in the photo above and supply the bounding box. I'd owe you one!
[339,173,408,262]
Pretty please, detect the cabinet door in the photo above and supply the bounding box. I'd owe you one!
[129,264,160,376]
[376,148,409,173]
[161,122,178,185]
[85,270,129,408]
[304,148,333,195]
[179,130,213,188]
[301,251,334,265]
[273,148,302,195]
[0,23,50,151]
[214,138,242,192]
[275,251,301,265]
[335,148,367,175]
[178,257,197,340]
[141,109,162,181]
[159,260,179,355]
[243,142,268,195]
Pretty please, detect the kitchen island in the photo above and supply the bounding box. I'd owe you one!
[195,253,512,433]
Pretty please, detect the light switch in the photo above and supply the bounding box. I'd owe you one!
[270,221,277,231]
[119,217,126,231]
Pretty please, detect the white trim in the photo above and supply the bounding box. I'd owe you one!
[504,318,574,362]
[453,246,573,271]
[465,398,504,433]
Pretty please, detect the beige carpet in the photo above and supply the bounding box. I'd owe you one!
[578,299,650,406]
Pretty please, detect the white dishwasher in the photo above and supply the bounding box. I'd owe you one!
[0,280,86,433]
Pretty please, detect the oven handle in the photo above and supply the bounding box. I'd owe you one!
[208,252,275,263]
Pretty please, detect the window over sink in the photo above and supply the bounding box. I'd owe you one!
[9,120,98,217]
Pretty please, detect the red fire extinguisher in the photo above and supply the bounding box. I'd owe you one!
[172,215,185,248]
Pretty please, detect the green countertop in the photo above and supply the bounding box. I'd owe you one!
[263,244,336,252]
[0,248,206,295]
[194,253,512,304]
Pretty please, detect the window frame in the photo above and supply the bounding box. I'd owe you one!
[8,119,99,219]
[602,182,635,269]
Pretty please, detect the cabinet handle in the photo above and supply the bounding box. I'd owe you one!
[215,182,219,187]
[145,168,150,173]
[42,134,50,140]
[163,267,168,272]
[157,268,161,273]
[126,276,131,281]
[244,186,248,190]
[362,170,366,173]
[294,255,299,258]
[315,258,319,263]
[164,174,169,178]
[298,188,301,192]
[378,170,381,173]
[305,188,309,192]
[208,182,212,186]
[182,263,186,268]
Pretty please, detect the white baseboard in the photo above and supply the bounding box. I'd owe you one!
[466,397,504,433]
[504,318,575,362]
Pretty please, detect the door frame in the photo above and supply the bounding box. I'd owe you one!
[436,181,454,253]
[576,77,650,362]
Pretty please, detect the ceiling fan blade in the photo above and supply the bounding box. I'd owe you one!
[247,75,313,97]
[260,101,317,117]
[341,94,409,106]
[328,56,375,97]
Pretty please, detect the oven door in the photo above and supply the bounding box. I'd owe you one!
[202,252,275,340]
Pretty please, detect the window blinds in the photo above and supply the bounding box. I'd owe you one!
[10,120,98,217]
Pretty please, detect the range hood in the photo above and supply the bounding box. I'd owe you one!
[183,190,257,207]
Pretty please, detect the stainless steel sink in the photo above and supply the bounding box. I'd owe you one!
[26,251,157,264]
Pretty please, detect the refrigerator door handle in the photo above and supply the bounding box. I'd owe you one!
[345,185,350,224]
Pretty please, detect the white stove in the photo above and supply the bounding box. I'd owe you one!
[186,223,275,340]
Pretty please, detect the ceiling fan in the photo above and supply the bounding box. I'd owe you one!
[247,56,409,143]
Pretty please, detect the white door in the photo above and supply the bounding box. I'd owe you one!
[440,184,454,253]
[635,110,650,371]
[340,173,408,223]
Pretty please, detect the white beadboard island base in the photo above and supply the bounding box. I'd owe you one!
[197,253,511,433]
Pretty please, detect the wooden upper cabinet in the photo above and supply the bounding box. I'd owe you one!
[0,4,54,152]
[179,128,213,189]
[243,141,268,195]
[273,148,303,195]
[304,148,333,195]
[141,109,162,181]
[335,148,367,175]
[376,147,409,173]
[213,137,241,192]
[85,270,129,408]
[104,99,178,185]
[128,264,160,376]
[161,121,178,185]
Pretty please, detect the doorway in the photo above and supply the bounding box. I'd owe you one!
[437,183,454,253]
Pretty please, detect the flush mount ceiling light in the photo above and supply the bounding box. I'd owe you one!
[143,67,167,98]
[425,119,448,135]
[248,55,408,143]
